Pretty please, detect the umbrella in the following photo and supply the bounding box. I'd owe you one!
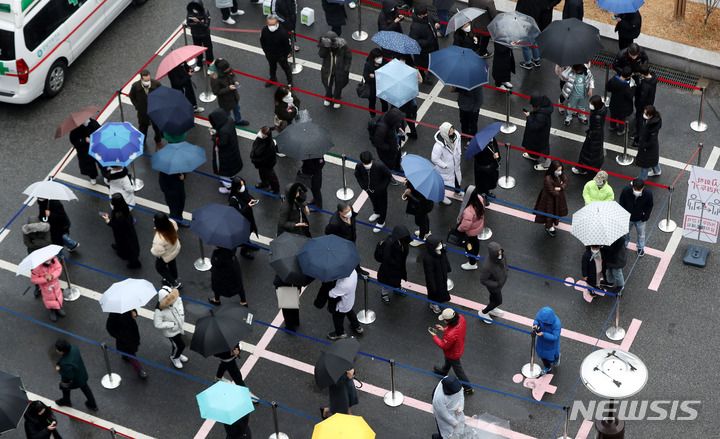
[269,233,310,285]
[99,279,157,314]
[297,235,361,282]
[444,7,486,36]
[147,86,195,136]
[191,204,251,249]
[190,303,254,357]
[428,46,489,90]
[401,154,445,203]
[22,180,77,202]
[312,414,375,439]
[597,0,644,14]
[314,338,360,388]
[54,106,100,138]
[371,31,421,55]
[15,245,63,275]
[156,45,208,79]
[196,382,254,424]
[375,59,419,107]
[275,122,334,160]
[571,201,630,246]
[151,141,206,174]
[535,19,603,66]
[465,122,502,160]
[88,122,144,167]
[487,11,540,48]
[0,371,28,435]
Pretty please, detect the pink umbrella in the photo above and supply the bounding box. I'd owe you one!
[156,45,208,79]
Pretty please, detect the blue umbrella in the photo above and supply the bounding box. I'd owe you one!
[597,0,644,14]
[401,154,445,202]
[465,122,503,160]
[151,141,206,174]
[88,122,144,167]
[297,235,361,282]
[196,382,254,424]
[375,59,419,107]
[147,86,195,136]
[429,46,489,90]
[191,204,251,249]
[371,31,421,55]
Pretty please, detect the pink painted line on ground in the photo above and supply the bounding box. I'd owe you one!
[192,420,216,439]
[351,189,369,212]
[619,318,642,351]
[575,420,594,439]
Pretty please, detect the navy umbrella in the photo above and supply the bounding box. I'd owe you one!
[465,122,502,160]
[191,203,251,249]
[147,86,195,136]
[269,233,310,285]
[371,31,421,55]
[297,235,361,282]
[429,46,489,90]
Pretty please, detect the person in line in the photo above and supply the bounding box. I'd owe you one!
[431,376,466,439]
[228,176,259,260]
[619,178,653,257]
[636,105,662,180]
[613,11,642,50]
[320,367,359,419]
[403,180,434,246]
[150,212,182,289]
[354,151,392,233]
[318,31,352,108]
[214,342,245,384]
[31,257,66,322]
[433,0,452,36]
[260,15,293,87]
[224,414,251,439]
[321,0,347,36]
[325,202,357,242]
[153,286,187,369]
[572,95,607,175]
[158,171,186,224]
[612,43,649,76]
[128,69,163,150]
[452,22,479,51]
[458,188,485,271]
[371,107,407,172]
[209,108,244,194]
[105,166,136,209]
[453,85,483,142]
[271,0,298,33]
[210,59,250,127]
[69,117,103,185]
[514,0,542,69]
[101,193,141,269]
[299,157,325,209]
[600,236,627,291]
[273,86,300,133]
[168,61,203,113]
[581,245,605,296]
[327,272,363,339]
[468,0,496,57]
[582,171,614,205]
[22,216,51,298]
[216,0,244,25]
[478,242,507,322]
[363,49,388,117]
[398,87,420,140]
[521,94,554,171]
[209,247,246,306]
[423,236,451,314]
[38,199,79,254]
[431,122,462,205]
[560,64,594,126]
[106,309,148,379]
[431,309,473,394]
[606,66,635,136]
[377,225,411,303]
[378,0,404,33]
[533,160,569,236]
[491,41,515,89]
[473,137,500,205]
[562,0,583,20]
[532,307,562,375]
[187,0,214,70]
[633,63,657,139]
[250,126,280,195]
[277,182,311,237]
[54,339,98,411]
[409,6,439,84]
[24,400,62,439]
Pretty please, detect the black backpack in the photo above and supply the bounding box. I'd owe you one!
[374,239,386,263]
[367,115,381,141]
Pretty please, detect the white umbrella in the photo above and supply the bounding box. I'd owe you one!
[22,180,77,201]
[16,245,63,275]
[571,201,630,246]
[444,7,486,36]
[99,279,157,314]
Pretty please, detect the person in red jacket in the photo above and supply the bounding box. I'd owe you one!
[430,308,474,394]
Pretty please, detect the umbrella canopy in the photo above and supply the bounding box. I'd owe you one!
[151,141,206,174]
[487,11,540,48]
[147,86,195,136]
[314,338,359,388]
[276,122,334,160]
[444,7,485,36]
[99,279,157,314]
[156,45,208,79]
[196,382,254,424]
[597,0,644,14]
[22,180,77,202]
[371,31,421,55]
[312,414,375,439]
[401,154,445,202]
[571,201,631,246]
[190,303,254,357]
[429,46,489,90]
[88,122,144,167]
[297,235,361,282]
[375,59,419,107]
[54,106,100,138]
[191,204,251,249]
[269,233,310,285]
[535,19,603,66]
[465,122,502,160]
[16,245,63,275]
[0,371,28,435]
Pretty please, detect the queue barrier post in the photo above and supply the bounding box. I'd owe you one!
[194,237,212,272]
[602,63,610,106]
[560,406,571,439]
[291,32,303,74]
[690,87,707,132]
[383,359,404,407]
[268,401,290,439]
[131,162,144,191]
[357,276,376,324]
[499,89,517,134]
[605,292,626,341]
[497,143,515,189]
[199,62,217,103]
[110,428,117,438]
[658,186,677,233]
[60,258,80,302]
[615,126,633,166]
[351,3,368,41]
[697,142,704,166]
[117,90,125,122]
[521,331,541,378]
[100,343,122,389]
[478,226,493,241]
[336,154,355,200]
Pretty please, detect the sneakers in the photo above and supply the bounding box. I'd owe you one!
[478,310,493,324]
[557,98,565,115]
[545,227,556,237]
[461,262,477,271]
[172,279,183,289]
[648,170,662,177]
[534,164,548,171]
[498,84,509,91]
[616,129,626,136]
[501,81,513,89]
[409,239,424,247]
[222,17,236,25]
[429,303,442,314]
[381,294,391,304]
[519,61,534,70]
[532,59,541,67]
[333,103,341,109]
[194,65,201,72]
[171,356,183,369]
[598,279,615,288]
[230,9,245,15]
[90,178,97,185]
[540,367,551,376]
[571,167,587,175]
[351,325,364,334]
[327,332,347,340]
[236,120,250,126]
[479,51,493,58]
[579,116,588,125]
[553,353,561,367]
[218,186,231,194]
[276,152,286,157]
[178,354,188,362]
[522,152,535,161]
[348,1,357,7]
[215,377,232,383]
[369,213,380,222]
[68,242,80,252]
[464,387,475,395]
[193,106,204,113]
[442,197,452,205]
[324,100,331,107]
[638,249,645,257]
[373,223,385,233]
[488,308,504,317]
[564,116,572,126]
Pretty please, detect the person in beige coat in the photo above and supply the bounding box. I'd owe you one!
[150,212,182,289]
[153,286,187,369]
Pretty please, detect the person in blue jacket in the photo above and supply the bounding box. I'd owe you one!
[532,307,561,376]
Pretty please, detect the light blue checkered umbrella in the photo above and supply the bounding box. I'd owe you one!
[571,201,630,246]
[371,31,421,55]
[375,59,419,107]
[88,122,144,167]
[196,382,254,424]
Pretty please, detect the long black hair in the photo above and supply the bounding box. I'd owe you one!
[467,187,485,219]
[110,193,131,220]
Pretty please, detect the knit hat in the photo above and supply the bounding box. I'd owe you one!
[594,171,608,185]
[441,376,462,395]
[438,308,456,322]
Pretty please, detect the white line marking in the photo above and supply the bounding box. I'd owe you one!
[664,227,684,256]
[157,24,186,57]
[415,80,445,122]
[704,146,720,170]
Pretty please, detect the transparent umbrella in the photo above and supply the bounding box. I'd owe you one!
[487,11,540,48]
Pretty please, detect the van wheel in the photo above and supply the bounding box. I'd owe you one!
[43,60,67,98]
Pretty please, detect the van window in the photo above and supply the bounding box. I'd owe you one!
[0,29,13,60]
[23,0,86,52]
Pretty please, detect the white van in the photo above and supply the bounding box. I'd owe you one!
[0,0,146,104]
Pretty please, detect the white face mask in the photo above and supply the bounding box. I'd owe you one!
[374,57,383,64]
[633,190,642,197]
[141,80,151,87]
[257,131,266,139]
[363,163,372,170]
[342,210,352,218]
[589,104,596,111]
[463,25,471,33]
[497,253,503,260]
[435,245,443,254]
[268,24,279,32]
[591,249,600,254]
[643,113,650,120]
[239,185,246,193]
[82,119,91,126]
[282,94,294,104]
[554,170,562,177]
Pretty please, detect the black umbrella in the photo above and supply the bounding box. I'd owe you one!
[190,304,253,357]
[191,203,251,249]
[0,371,28,434]
[275,122,334,161]
[147,86,195,136]
[535,18,603,66]
[314,338,360,389]
[269,233,310,285]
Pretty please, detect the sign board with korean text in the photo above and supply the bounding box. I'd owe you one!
[683,166,720,243]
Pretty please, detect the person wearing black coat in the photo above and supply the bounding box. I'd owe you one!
[277,182,311,237]
[363,49,389,116]
[537,0,561,30]
[633,63,657,138]
[455,85,483,139]
[229,176,259,260]
[613,11,642,50]
[271,0,297,31]
[600,236,626,290]
[378,0,404,33]
[168,62,202,112]
[187,0,214,66]
[409,6,439,83]
[605,67,635,135]
[521,94,554,170]
[260,16,293,85]
[619,178,653,256]
[491,42,515,89]
[452,23,480,51]
[573,95,607,174]
[515,0,542,67]
[433,0,453,36]
[635,106,662,180]
[102,193,141,268]
[250,126,280,194]
[423,235,451,313]
[581,245,604,296]
[106,310,147,378]
[403,180,433,246]
[24,400,62,439]
[318,32,352,105]
[354,151,392,230]
[321,0,347,35]
[69,118,103,184]
[325,202,357,242]
[209,108,244,194]
[562,0,583,20]
[38,199,77,252]
[300,158,325,209]
[612,43,649,76]
[224,414,251,439]
[158,172,186,223]
[372,107,407,172]
[377,225,411,303]
[398,97,419,140]
[209,247,246,305]
[474,137,500,202]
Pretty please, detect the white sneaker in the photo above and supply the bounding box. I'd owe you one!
[348,1,357,7]
[442,197,452,205]
[502,82,513,89]
[171,356,183,369]
[369,213,380,222]
[488,308,505,317]
[218,186,230,194]
[222,17,236,25]
[215,376,232,383]
[276,152,286,157]
[498,85,508,91]
[373,222,384,233]
[194,65,201,72]
[409,236,425,247]
[478,311,493,324]
[324,100,331,107]
[461,262,477,271]
[414,230,420,237]
[250,391,259,404]
[178,354,189,362]
[648,170,662,177]
[90,178,97,185]
[193,106,204,113]
[231,9,245,15]
[333,103,341,109]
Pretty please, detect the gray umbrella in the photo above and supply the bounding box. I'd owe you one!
[275,122,334,161]
[444,7,486,37]
[0,371,28,435]
[269,233,310,285]
[487,11,540,48]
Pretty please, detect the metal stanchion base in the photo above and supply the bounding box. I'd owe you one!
[497,176,515,189]
[478,227,493,241]
[268,433,289,439]
[521,363,541,378]
[690,121,708,132]
[133,178,144,191]
[615,154,634,166]
[605,325,626,341]
[194,257,212,271]
[383,390,404,407]
[199,92,216,103]
[101,373,122,389]
[500,122,517,134]
[63,287,81,302]
[357,309,376,324]
[658,219,677,233]
[291,63,303,74]
[336,188,355,201]
[446,279,454,291]
[352,31,368,41]
[595,418,625,439]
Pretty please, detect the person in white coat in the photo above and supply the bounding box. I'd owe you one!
[326,272,363,340]
[153,286,188,369]
[105,166,136,209]
[431,122,462,205]
[432,376,465,438]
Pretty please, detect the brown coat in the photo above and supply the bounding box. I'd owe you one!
[533,174,569,224]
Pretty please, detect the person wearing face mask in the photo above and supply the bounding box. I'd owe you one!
[560,63,594,126]
[521,94,554,171]
[38,198,78,254]
[209,59,249,127]
[209,246,246,306]
[581,245,605,296]
[250,126,281,194]
[573,95,607,175]
[377,225,411,303]
[229,176,259,260]
[273,85,300,132]
[128,69,163,150]
[582,171,614,205]
[354,151,392,233]
[318,31,352,108]
[325,202,357,242]
[209,108,244,194]
[409,6,440,84]
[187,0,214,70]
[168,61,204,114]
[31,257,66,322]
[431,309,474,395]
[423,236,452,314]
[326,272,363,340]
[261,15,293,87]
[619,178,653,256]
[457,187,485,270]
[600,236,627,292]
[277,182,311,237]
[605,66,635,136]
[378,0,403,33]
[403,180,434,247]
[612,43,648,76]
[371,107,407,172]
[363,48,389,117]
[532,307,561,376]
[632,62,656,140]
[453,85,483,143]
[533,160,569,237]
[468,0,496,57]
[612,11,642,50]
[478,242,507,323]
[298,157,325,209]
[635,105,662,180]
[452,23,479,51]
[431,122,463,205]
[68,117,103,185]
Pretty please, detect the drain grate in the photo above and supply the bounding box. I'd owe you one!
[591,50,699,90]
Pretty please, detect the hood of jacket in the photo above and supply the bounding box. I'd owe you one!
[487,241,503,263]
[530,94,552,109]
[284,182,307,204]
[382,107,406,130]
[319,31,338,48]
[22,218,50,235]
[208,108,228,129]
[381,0,397,15]
[536,306,558,325]
[157,286,179,310]
[391,224,410,241]
[187,0,206,13]
[425,235,443,254]
[436,122,454,149]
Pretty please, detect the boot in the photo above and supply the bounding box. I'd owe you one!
[56,308,66,317]
[48,309,57,322]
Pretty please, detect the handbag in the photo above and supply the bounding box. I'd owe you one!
[356,80,370,98]
[446,223,468,247]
